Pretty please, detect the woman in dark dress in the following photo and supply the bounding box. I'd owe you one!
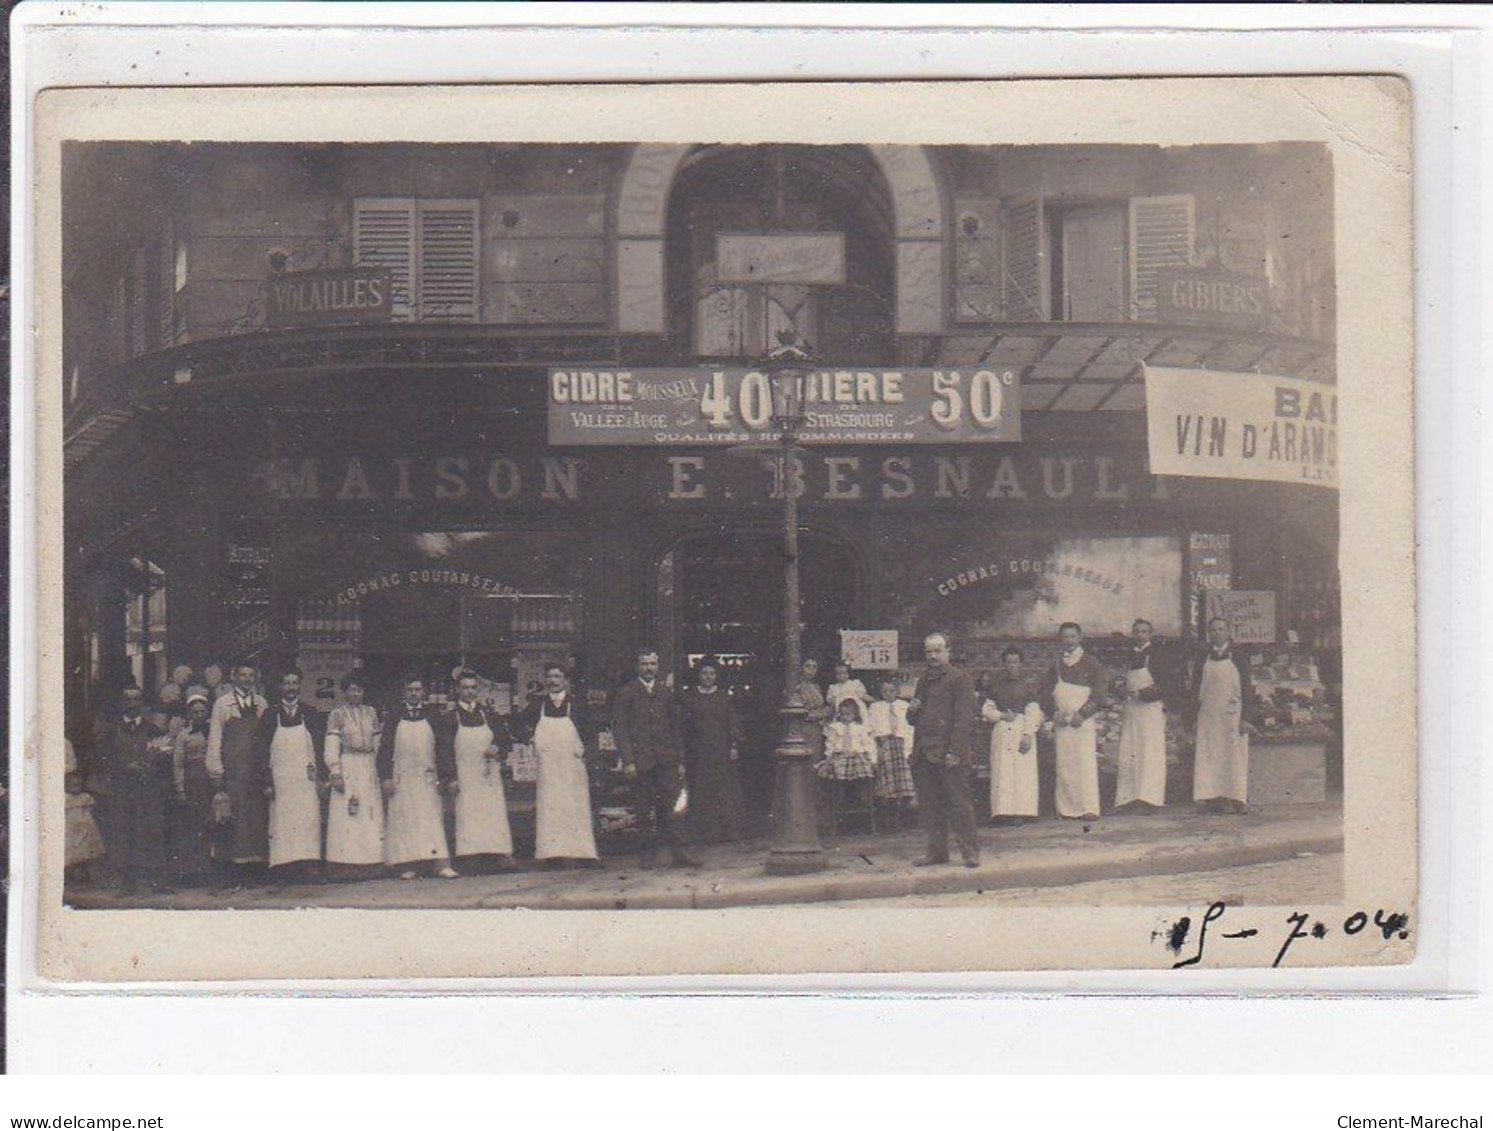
[678,658,746,844]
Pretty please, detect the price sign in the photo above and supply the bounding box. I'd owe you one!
[1205,590,1278,645]
[841,629,899,670]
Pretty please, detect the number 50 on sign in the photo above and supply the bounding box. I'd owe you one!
[842,630,899,670]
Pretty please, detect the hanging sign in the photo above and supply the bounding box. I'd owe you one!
[1205,590,1278,645]
[841,629,899,670]
[265,268,393,327]
[715,232,846,285]
[1188,532,1234,591]
[1145,366,1337,488]
[548,367,1022,445]
[1155,268,1270,330]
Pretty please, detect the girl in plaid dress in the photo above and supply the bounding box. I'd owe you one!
[817,698,877,782]
[867,678,917,824]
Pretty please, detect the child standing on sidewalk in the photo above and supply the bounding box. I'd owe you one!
[867,678,916,829]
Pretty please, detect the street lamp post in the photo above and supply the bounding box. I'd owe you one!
[762,333,827,876]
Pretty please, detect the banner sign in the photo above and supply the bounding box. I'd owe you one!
[840,629,899,670]
[548,367,1022,446]
[715,232,846,285]
[1144,366,1337,488]
[1205,590,1278,645]
[266,268,393,327]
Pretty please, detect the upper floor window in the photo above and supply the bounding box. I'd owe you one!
[353,198,481,322]
[962,193,1196,325]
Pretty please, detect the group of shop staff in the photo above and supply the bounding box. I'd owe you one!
[73,616,1255,892]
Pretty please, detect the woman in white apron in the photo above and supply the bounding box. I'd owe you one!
[377,677,459,879]
[323,673,385,880]
[514,663,599,867]
[259,672,325,878]
[1115,619,1173,813]
[445,670,515,870]
[980,647,1044,822]
[1191,618,1255,814]
[1042,623,1110,821]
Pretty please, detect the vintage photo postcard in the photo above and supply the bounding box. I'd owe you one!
[24,77,1414,982]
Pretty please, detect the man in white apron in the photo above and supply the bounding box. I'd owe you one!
[513,663,599,868]
[1115,618,1178,814]
[257,670,325,881]
[1041,622,1110,821]
[323,672,385,880]
[377,676,459,880]
[442,669,515,872]
[980,646,1044,824]
[1190,617,1257,814]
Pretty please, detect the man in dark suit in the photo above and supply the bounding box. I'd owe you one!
[612,648,701,869]
[906,632,981,868]
[96,684,172,894]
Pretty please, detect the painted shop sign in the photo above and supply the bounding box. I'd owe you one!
[1144,366,1338,488]
[1187,532,1234,590]
[1205,589,1278,645]
[265,267,394,327]
[715,232,847,285]
[330,569,524,605]
[547,367,1021,445]
[1155,267,1270,330]
[255,451,1169,507]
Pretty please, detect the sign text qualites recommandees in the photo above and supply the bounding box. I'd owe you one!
[547,367,1021,445]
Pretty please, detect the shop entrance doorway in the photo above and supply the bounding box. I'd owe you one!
[656,529,860,823]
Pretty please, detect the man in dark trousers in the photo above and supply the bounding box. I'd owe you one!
[612,649,701,869]
[906,632,981,868]
[96,684,173,894]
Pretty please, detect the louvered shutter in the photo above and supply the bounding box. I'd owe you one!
[158,223,176,347]
[1001,197,1049,321]
[416,200,481,322]
[354,198,417,321]
[130,245,150,356]
[1129,194,1195,320]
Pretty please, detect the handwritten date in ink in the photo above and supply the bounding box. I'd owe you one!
[1153,903,1411,969]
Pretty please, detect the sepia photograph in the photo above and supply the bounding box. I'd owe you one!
[25,78,1415,981]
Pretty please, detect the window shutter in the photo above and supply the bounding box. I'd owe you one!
[354,198,417,320]
[1001,197,1049,321]
[1129,194,1195,320]
[158,223,176,348]
[416,200,481,322]
[130,245,150,357]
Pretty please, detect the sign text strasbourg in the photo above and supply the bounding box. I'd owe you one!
[547,367,1021,445]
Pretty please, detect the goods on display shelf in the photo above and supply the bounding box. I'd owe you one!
[1250,647,1336,740]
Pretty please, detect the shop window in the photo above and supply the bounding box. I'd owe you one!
[353,198,481,322]
[123,557,168,692]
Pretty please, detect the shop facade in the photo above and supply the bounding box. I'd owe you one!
[62,139,1341,808]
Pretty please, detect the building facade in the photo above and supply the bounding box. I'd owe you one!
[62,140,1340,806]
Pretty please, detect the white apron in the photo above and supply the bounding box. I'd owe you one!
[1116,664,1168,808]
[454,714,514,857]
[384,718,451,867]
[324,706,384,865]
[1194,656,1249,803]
[988,703,1042,816]
[1053,675,1101,818]
[533,710,598,861]
[267,718,323,866]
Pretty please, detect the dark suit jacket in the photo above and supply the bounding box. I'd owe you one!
[611,678,681,772]
[511,691,594,746]
[907,663,978,766]
[1126,642,1186,711]
[376,704,454,785]
[437,703,512,768]
[255,701,327,783]
[1188,647,1259,726]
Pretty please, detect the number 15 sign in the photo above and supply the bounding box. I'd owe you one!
[841,630,900,670]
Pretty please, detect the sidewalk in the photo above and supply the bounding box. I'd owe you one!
[70,799,1343,911]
